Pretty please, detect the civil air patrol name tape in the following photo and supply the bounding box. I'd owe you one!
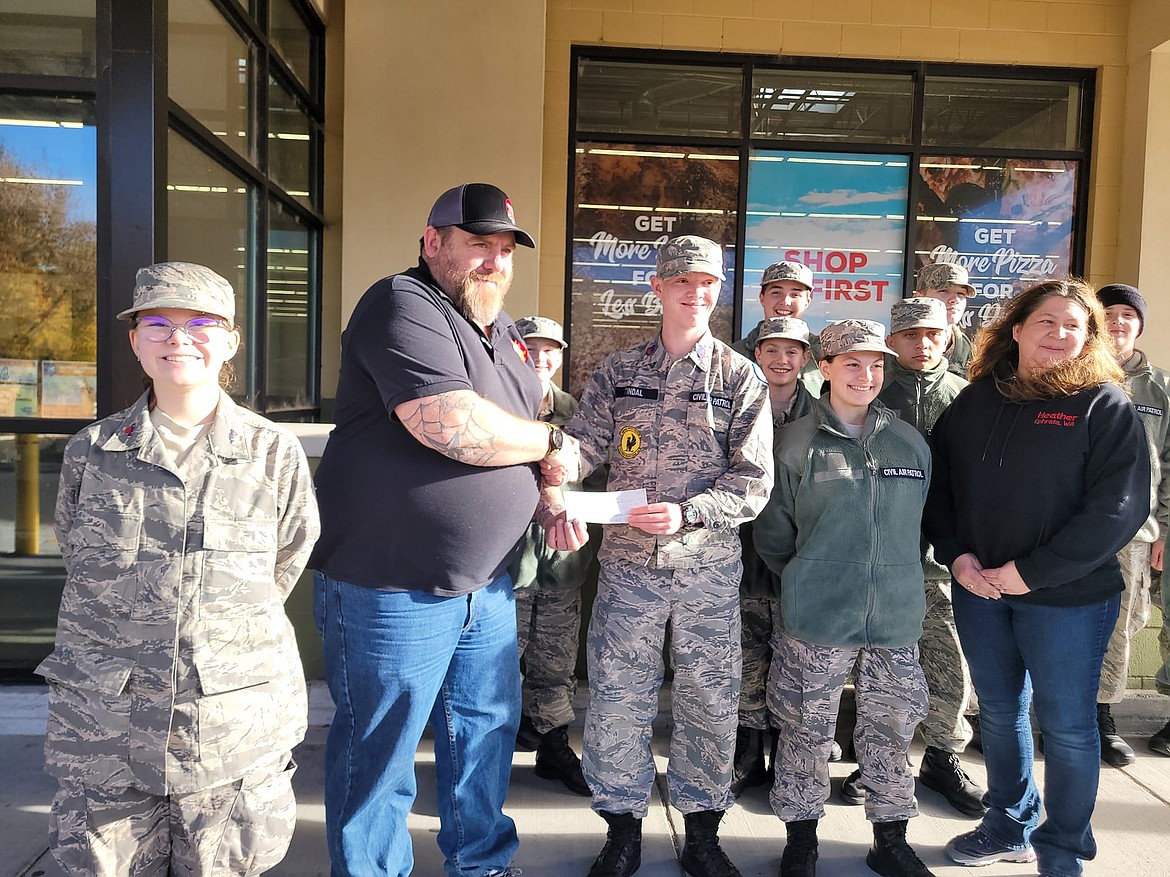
[880,467,926,479]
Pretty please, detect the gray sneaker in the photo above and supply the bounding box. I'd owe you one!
[945,828,1035,866]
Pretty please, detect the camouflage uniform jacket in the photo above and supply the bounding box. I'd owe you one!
[753,396,931,648]
[37,389,320,795]
[877,359,968,440]
[741,381,817,600]
[944,325,972,378]
[567,332,774,569]
[733,321,823,398]
[510,384,590,591]
[1124,349,1170,544]
[877,359,967,581]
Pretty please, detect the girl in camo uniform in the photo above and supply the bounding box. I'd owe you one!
[38,263,319,876]
[753,319,936,877]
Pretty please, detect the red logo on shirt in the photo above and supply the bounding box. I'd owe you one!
[505,198,516,223]
[512,338,529,362]
[1035,412,1078,428]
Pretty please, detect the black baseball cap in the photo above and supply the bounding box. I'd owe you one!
[426,183,536,248]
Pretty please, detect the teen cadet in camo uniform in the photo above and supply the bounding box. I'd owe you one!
[509,315,593,797]
[564,235,773,877]
[731,316,816,798]
[754,319,936,877]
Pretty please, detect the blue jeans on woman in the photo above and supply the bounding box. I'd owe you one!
[313,570,521,877]
[952,585,1120,877]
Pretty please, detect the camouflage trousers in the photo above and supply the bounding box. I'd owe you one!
[583,558,742,817]
[738,596,777,730]
[917,580,974,751]
[516,581,582,734]
[768,629,928,823]
[50,757,297,877]
[1099,539,1153,703]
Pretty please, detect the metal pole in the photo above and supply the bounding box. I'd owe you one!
[14,433,39,556]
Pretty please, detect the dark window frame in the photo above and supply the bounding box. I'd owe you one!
[566,46,1095,366]
[0,0,324,435]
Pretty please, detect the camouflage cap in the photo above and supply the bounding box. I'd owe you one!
[755,316,811,348]
[916,261,976,297]
[116,262,236,323]
[819,319,897,357]
[890,297,949,334]
[761,260,813,291]
[655,235,726,281]
[515,315,567,349]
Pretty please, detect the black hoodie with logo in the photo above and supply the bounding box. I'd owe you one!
[924,377,1149,607]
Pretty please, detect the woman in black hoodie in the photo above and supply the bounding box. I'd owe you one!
[924,279,1149,877]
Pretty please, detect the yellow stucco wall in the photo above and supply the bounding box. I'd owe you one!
[536,0,1164,337]
[338,1,547,343]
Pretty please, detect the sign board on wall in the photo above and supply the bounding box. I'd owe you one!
[567,144,739,396]
[742,150,910,336]
[914,157,1078,334]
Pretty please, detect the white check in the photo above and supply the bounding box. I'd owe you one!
[561,488,647,525]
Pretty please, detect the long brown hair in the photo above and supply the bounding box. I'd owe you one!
[967,278,1125,401]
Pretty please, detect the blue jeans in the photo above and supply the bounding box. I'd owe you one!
[952,586,1120,877]
[313,571,521,877]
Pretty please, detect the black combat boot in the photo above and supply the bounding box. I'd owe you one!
[779,819,818,877]
[534,725,591,796]
[1097,703,1136,767]
[588,811,642,877]
[679,810,742,877]
[865,820,936,877]
[729,726,767,796]
[515,713,540,752]
[917,746,987,817]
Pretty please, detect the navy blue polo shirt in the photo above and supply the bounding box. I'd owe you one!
[310,260,543,596]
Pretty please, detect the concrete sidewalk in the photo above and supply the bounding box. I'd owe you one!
[3,684,1169,877]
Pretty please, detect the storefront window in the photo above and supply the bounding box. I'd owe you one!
[0,2,96,77]
[0,432,67,670]
[567,143,739,395]
[166,131,253,389]
[743,150,909,335]
[569,51,1091,366]
[268,75,314,209]
[922,77,1083,151]
[269,0,315,91]
[751,70,913,145]
[169,0,253,161]
[266,200,314,411]
[0,96,97,419]
[576,59,743,138]
[915,156,1079,333]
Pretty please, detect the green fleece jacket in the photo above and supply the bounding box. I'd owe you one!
[1124,350,1170,544]
[740,382,817,599]
[877,358,967,580]
[944,325,972,378]
[753,396,931,648]
[877,358,968,439]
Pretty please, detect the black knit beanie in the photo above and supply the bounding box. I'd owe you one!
[1097,283,1146,335]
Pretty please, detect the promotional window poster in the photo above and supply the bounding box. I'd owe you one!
[567,143,739,396]
[742,149,910,336]
[914,157,1078,335]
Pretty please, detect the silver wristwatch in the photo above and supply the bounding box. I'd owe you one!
[681,501,704,529]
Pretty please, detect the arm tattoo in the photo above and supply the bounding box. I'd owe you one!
[400,391,507,466]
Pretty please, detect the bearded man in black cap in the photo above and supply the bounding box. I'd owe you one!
[311,183,587,877]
